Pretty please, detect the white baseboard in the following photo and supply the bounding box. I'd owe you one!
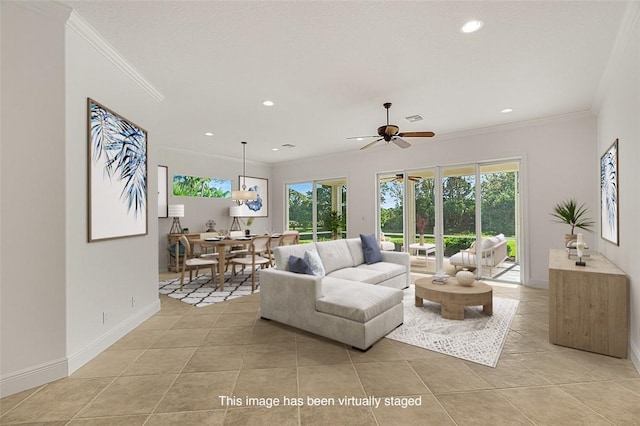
[0,357,68,398]
[525,279,548,289]
[67,299,161,374]
[0,299,160,398]
[629,339,640,375]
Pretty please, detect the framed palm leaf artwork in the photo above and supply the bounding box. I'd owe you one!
[88,98,148,242]
[600,139,619,245]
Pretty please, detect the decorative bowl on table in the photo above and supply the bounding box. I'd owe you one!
[456,269,475,286]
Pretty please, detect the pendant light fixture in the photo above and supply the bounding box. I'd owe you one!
[231,141,257,204]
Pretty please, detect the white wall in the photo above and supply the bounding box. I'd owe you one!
[158,148,272,271]
[0,1,70,397]
[64,14,161,371]
[271,113,598,287]
[595,5,640,369]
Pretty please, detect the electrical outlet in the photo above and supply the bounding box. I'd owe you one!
[102,312,108,324]
[131,297,136,308]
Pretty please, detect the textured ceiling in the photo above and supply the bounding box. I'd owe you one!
[60,1,628,163]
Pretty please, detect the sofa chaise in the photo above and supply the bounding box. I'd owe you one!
[259,237,409,350]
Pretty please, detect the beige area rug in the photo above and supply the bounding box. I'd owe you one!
[158,272,258,307]
[386,284,519,367]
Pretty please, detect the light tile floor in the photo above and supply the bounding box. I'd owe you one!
[1,272,638,425]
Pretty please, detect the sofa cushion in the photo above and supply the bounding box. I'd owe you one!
[315,240,354,274]
[345,238,365,266]
[287,255,314,275]
[316,278,403,323]
[304,250,325,277]
[273,242,316,270]
[357,262,406,282]
[360,234,382,264]
[326,267,383,284]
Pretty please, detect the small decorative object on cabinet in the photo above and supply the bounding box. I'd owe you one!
[549,249,628,358]
[455,269,475,286]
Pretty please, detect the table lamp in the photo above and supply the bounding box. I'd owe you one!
[168,204,185,234]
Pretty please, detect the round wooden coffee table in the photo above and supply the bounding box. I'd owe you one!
[414,277,493,320]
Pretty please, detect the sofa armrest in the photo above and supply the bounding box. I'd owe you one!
[381,251,410,288]
[259,268,323,322]
[381,250,410,268]
[484,240,508,265]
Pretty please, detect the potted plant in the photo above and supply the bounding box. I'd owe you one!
[244,217,254,236]
[550,199,594,245]
[416,214,427,245]
[324,210,344,240]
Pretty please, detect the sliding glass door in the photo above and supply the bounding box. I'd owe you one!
[478,162,519,281]
[286,178,347,242]
[378,160,521,284]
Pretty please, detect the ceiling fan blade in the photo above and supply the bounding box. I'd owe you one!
[398,131,435,138]
[391,137,411,149]
[360,138,383,150]
[346,135,377,140]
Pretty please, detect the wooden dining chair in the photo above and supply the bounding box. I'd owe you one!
[228,235,272,291]
[179,235,219,291]
[278,230,299,246]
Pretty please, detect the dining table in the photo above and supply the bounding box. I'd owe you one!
[191,234,282,291]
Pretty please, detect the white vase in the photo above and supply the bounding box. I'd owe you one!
[419,234,424,245]
[456,269,475,286]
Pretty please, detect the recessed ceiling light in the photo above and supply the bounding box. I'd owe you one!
[204,132,214,136]
[356,138,364,141]
[263,100,274,106]
[461,19,484,33]
[271,148,279,151]
[501,108,513,113]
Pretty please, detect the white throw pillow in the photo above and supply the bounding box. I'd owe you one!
[304,250,326,277]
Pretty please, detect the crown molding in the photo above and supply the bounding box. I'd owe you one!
[17,1,71,22]
[434,111,595,142]
[66,11,165,103]
[591,1,640,114]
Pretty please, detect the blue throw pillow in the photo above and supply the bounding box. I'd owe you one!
[287,255,314,275]
[360,234,383,264]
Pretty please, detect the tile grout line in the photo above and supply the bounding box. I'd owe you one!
[404,357,459,426]
[345,346,380,426]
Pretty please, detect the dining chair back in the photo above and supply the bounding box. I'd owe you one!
[179,235,218,291]
[278,231,299,246]
[229,235,272,291]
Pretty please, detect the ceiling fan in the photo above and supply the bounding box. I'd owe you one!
[381,173,421,182]
[348,102,435,150]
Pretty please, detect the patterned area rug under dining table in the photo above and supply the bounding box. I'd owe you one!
[386,284,519,367]
[158,272,259,307]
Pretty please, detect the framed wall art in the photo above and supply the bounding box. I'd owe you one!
[600,138,619,245]
[88,98,148,242]
[158,165,168,218]
[172,174,231,198]
[238,176,268,217]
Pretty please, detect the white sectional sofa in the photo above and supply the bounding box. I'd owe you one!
[259,237,409,350]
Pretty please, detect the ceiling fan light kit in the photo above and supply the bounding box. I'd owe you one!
[350,102,435,150]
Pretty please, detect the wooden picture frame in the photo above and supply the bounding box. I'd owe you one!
[158,165,168,218]
[238,176,268,217]
[88,98,148,241]
[600,139,619,245]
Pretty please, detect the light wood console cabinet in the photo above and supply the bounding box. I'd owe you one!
[548,249,629,358]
